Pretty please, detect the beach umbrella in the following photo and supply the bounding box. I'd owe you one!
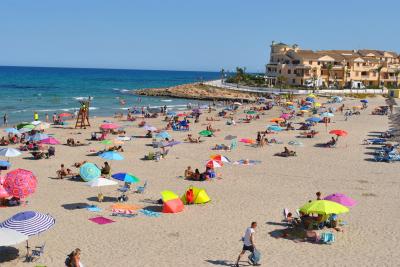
[239,138,255,144]
[4,128,20,135]
[98,151,124,161]
[199,130,213,137]
[206,160,223,168]
[112,173,140,183]
[19,127,33,134]
[307,93,316,98]
[287,105,295,109]
[100,123,120,130]
[161,140,181,147]
[79,163,101,182]
[300,106,311,110]
[167,111,176,116]
[0,211,55,236]
[3,169,37,199]
[329,129,348,137]
[286,101,294,105]
[280,114,291,120]
[58,112,73,117]
[267,125,283,132]
[270,118,285,122]
[155,131,171,139]
[299,200,349,215]
[176,113,187,117]
[179,120,188,127]
[29,133,49,142]
[321,112,334,118]
[0,148,22,158]
[224,135,237,140]
[306,97,315,102]
[360,99,368,103]
[34,122,50,131]
[0,228,28,247]
[210,154,231,163]
[246,110,257,114]
[306,117,322,123]
[314,103,322,108]
[233,102,242,106]
[39,137,60,145]
[143,125,157,132]
[324,193,357,207]
[85,178,118,187]
[16,122,31,130]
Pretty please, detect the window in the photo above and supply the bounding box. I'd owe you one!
[288,69,291,74]
[309,61,312,65]
[292,79,296,84]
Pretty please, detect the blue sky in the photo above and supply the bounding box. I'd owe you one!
[0,0,399,72]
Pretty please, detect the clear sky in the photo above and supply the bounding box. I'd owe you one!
[0,0,399,72]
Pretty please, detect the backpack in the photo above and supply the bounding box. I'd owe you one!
[186,188,194,204]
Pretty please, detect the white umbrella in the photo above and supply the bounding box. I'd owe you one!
[0,228,28,246]
[31,121,42,126]
[233,102,242,106]
[0,148,22,157]
[143,125,157,132]
[85,178,118,187]
[34,122,50,131]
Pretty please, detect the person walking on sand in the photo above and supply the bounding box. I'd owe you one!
[235,222,260,266]
[3,113,8,126]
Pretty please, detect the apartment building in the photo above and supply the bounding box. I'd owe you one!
[265,41,400,88]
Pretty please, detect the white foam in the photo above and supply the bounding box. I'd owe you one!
[161,99,173,102]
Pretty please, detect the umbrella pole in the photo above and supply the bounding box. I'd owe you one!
[25,240,30,262]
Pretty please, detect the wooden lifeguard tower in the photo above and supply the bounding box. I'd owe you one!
[75,99,91,129]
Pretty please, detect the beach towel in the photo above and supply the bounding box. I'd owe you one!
[89,216,115,225]
[233,160,261,166]
[86,205,102,212]
[140,209,162,218]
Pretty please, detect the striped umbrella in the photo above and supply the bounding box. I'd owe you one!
[206,160,223,168]
[0,211,55,236]
[3,169,37,199]
[79,163,101,182]
[0,148,22,158]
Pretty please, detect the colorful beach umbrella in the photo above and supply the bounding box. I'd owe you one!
[299,200,349,215]
[100,123,120,130]
[270,118,285,123]
[0,211,55,236]
[0,148,22,158]
[360,99,368,103]
[239,138,255,144]
[98,151,124,161]
[16,123,31,130]
[79,163,101,182]
[39,137,60,145]
[0,228,29,246]
[156,131,171,139]
[167,111,176,116]
[29,133,49,142]
[210,154,231,163]
[206,160,223,168]
[199,130,213,137]
[324,193,356,207]
[306,117,322,123]
[111,173,140,183]
[4,128,20,135]
[329,129,348,137]
[3,169,37,199]
[267,125,283,132]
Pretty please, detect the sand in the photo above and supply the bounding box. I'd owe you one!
[0,96,399,267]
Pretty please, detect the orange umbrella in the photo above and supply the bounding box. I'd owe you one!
[329,130,348,137]
[270,118,284,123]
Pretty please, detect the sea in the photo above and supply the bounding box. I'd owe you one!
[0,66,220,124]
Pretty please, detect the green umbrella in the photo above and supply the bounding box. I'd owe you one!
[299,200,349,215]
[246,110,257,114]
[17,123,33,130]
[199,130,213,137]
[100,140,113,145]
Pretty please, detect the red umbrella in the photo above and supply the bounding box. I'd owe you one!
[176,113,187,117]
[100,123,120,130]
[58,113,73,117]
[329,130,348,137]
[3,169,37,199]
[206,160,223,168]
[39,137,61,145]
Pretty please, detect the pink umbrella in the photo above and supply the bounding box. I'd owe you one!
[58,112,73,117]
[280,113,291,120]
[100,123,120,130]
[324,193,356,207]
[3,169,37,199]
[39,137,61,145]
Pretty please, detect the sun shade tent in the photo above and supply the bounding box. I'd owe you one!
[181,187,211,205]
[161,190,184,213]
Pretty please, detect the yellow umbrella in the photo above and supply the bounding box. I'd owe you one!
[300,110,309,113]
[299,200,349,215]
[286,101,294,105]
[307,93,316,98]
[314,103,321,107]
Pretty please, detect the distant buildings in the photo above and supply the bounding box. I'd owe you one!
[265,41,400,88]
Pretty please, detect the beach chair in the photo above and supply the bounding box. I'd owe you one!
[30,243,46,261]
[319,232,335,244]
[136,181,148,194]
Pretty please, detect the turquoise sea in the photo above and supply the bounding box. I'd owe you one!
[0,66,220,124]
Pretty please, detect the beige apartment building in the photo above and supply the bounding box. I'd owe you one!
[265,41,400,88]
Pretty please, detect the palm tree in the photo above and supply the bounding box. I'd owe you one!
[375,65,383,88]
[235,67,244,88]
[394,69,400,88]
[326,63,333,88]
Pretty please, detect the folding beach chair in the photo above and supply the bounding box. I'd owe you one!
[136,181,148,194]
[29,243,46,262]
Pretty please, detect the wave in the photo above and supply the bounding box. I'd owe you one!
[73,96,93,101]
[112,88,130,94]
[160,99,172,102]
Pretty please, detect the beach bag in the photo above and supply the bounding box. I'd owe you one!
[248,249,261,265]
[186,188,194,204]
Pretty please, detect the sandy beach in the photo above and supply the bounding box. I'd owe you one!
[0,96,399,267]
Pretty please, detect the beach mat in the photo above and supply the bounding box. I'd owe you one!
[89,216,115,225]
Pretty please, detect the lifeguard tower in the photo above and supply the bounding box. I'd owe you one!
[75,99,91,129]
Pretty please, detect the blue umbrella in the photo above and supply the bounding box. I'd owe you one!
[0,211,55,237]
[155,131,171,139]
[321,112,334,118]
[179,121,188,127]
[4,128,20,135]
[111,173,140,183]
[300,106,311,110]
[0,160,11,167]
[79,163,101,182]
[306,97,315,102]
[360,99,368,103]
[29,133,49,142]
[267,125,283,132]
[167,111,176,116]
[306,117,322,123]
[287,105,295,109]
[98,151,124,161]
